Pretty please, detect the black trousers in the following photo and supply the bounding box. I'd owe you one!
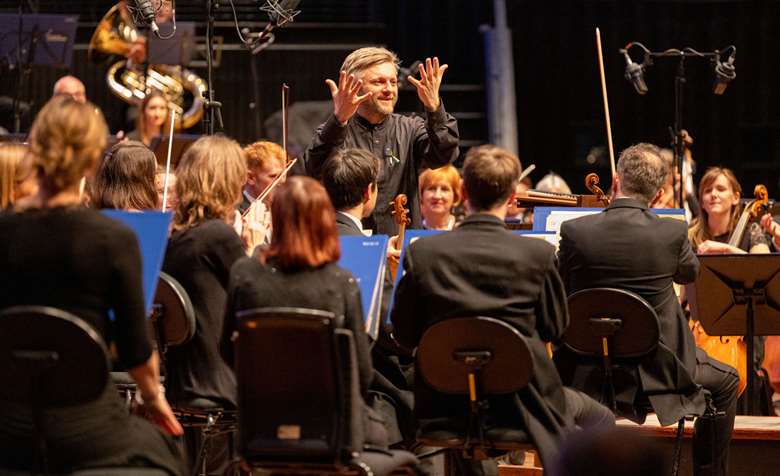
[692,348,739,476]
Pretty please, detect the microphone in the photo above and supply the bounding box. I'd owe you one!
[622,49,647,95]
[713,52,736,96]
[127,0,160,34]
[246,0,301,54]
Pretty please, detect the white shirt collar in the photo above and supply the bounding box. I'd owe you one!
[338,211,372,236]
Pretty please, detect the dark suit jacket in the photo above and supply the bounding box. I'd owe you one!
[557,197,706,425]
[391,213,575,465]
[336,212,364,236]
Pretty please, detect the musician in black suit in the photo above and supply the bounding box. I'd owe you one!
[391,145,614,471]
[322,148,415,445]
[556,143,738,476]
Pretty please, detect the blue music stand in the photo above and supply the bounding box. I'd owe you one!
[338,235,389,340]
[0,14,78,67]
[102,210,172,316]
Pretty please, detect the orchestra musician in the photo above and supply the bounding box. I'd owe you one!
[220,176,389,446]
[125,91,170,148]
[52,75,87,104]
[303,47,459,235]
[418,164,462,230]
[161,135,247,473]
[0,142,37,210]
[557,143,738,476]
[89,140,159,211]
[0,96,184,474]
[321,148,415,445]
[155,163,178,212]
[391,144,614,473]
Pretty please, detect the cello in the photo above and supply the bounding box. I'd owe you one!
[691,184,770,396]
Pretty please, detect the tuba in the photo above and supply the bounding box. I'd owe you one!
[88,2,206,130]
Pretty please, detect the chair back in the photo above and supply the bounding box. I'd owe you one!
[234,307,361,466]
[0,306,109,407]
[417,317,534,395]
[151,271,196,349]
[564,288,660,358]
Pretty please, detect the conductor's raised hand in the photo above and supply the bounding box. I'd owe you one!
[407,57,448,112]
[326,71,372,125]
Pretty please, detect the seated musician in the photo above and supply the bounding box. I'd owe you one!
[556,143,739,476]
[0,96,184,474]
[155,163,178,212]
[220,176,388,446]
[688,167,775,414]
[161,135,247,473]
[0,142,37,210]
[536,172,572,194]
[418,164,462,230]
[90,140,158,211]
[236,141,286,248]
[125,91,169,148]
[391,144,614,472]
[506,175,533,225]
[321,148,415,445]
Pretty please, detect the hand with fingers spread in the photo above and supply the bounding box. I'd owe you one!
[326,71,372,125]
[407,57,448,112]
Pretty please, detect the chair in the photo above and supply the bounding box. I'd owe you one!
[414,317,537,469]
[234,307,419,475]
[562,287,702,476]
[149,272,235,476]
[0,305,168,476]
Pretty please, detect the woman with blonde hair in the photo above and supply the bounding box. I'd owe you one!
[418,164,462,230]
[162,134,247,473]
[688,167,770,254]
[0,96,183,474]
[0,142,37,209]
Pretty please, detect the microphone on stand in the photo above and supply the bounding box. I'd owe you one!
[622,49,648,95]
[127,0,161,34]
[247,0,301,54]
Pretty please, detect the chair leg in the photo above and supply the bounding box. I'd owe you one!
[671,418,684,476]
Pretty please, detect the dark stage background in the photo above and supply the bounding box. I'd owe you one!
[1,0,779,196]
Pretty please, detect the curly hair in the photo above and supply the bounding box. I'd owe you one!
[172,135,246,232]
[29,96,108,195]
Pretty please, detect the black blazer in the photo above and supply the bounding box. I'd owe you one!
[391,213,575,466]
[557,198,706,424]
[336,212,364,236]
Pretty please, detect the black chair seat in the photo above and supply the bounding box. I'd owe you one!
[0,468,171,476]
[417,418,532,450]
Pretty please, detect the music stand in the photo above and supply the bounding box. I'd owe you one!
[687,254,780,415]
[147,21,195,66]
[0,14,78,67]
[149,133,200,168]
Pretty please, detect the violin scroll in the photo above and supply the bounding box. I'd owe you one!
[585,173,610,207]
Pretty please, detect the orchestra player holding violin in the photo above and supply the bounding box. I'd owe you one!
[0,96,184,474]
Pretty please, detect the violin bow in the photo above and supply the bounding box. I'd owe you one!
[596,28,617,181]
[162,108,176,212]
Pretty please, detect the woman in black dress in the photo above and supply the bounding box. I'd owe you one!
[221,176,386,445]
[0,96,184,474]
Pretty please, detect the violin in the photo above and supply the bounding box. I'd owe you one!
[388,194,410,282]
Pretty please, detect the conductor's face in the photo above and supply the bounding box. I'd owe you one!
[357,62,398,119]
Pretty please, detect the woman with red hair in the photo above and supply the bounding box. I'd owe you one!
[221,176,384,443]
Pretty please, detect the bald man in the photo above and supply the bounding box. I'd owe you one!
[53,75,86,104]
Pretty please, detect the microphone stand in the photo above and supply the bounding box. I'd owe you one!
[622,44,732,209]
[203,0,223,135]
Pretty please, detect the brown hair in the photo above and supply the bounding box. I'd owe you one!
[616,143,668,203]
[0,143,30,208]
[172,135,246,232]
[419,165,463,207]
[264,176,340,270]
[340,46,399,78]
[462,145,521,211]
[243,141,286,171]
[136,91,170,146]
[688,167,742,248]
[29,96,108,195]
[90,140,158,210]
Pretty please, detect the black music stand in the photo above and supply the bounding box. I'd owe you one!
[688,254,780,415]
[149,133,200,168]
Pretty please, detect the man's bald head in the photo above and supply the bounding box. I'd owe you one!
[53,75,86,104]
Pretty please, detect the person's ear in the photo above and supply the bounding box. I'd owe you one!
[649,188,664,208]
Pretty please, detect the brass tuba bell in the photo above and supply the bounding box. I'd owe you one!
[88,2,206,130]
